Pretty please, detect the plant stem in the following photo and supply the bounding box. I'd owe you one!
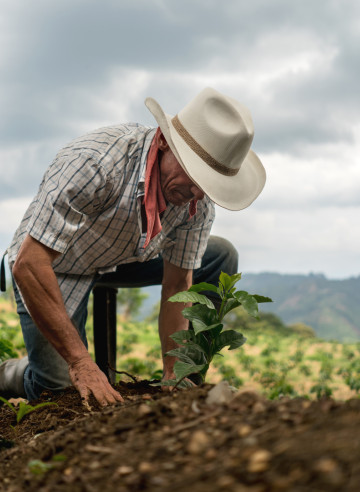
[218,294,226,321]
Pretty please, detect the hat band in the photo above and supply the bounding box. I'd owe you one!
[172,115,239,176]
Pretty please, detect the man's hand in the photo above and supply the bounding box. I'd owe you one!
[69,356,124,407]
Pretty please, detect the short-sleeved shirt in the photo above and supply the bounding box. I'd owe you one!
[8,123,215,317]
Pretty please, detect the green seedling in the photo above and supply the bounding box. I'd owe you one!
[158,272,272,388]
[28,459,54,476]
[344,374,360,394]
[310,382,333,399]
[259,366,297,400]
[27,455,67,476]
[0,396,57,425]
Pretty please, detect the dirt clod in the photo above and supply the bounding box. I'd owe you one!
[187,429,210,455]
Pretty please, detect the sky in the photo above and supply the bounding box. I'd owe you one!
[0,0,359,280]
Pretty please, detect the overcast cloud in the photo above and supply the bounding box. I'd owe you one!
[1,0,359,279]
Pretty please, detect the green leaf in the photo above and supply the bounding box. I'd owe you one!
[52,454,67,463]
[214,330,247,352]
[219,272,242,293]
[221,298,242,317]
[252,294,273,303]
[181,304,222,336]
[174,361,205,380]
[28,459,53,476]
[0,396,16,414]
[219,272,232,291]
[230,272,242,285]
[181,304,219,325]
[234,291,259,318]
[185,342,208,356]
[17,402,31,423]
[167,345,207,365]
[170,330,195,345]
[193,322,223,336]
[168,291,215,309]
[170,331,207,356]
[16,401,58,423]
[188,282,219,294]
[166,348,197,365]
[194,331,212,356]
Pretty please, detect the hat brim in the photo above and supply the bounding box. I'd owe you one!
[145,97,266,211]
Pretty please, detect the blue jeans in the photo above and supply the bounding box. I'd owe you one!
[14,236,238,400]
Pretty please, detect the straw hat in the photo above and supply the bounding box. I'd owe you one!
[145,87,266,211]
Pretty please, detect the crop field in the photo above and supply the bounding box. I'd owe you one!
[1,294,360,401]
[89,317,360,401]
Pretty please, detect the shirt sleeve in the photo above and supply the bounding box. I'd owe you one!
[161,197,215,270]
[27,153,110,253]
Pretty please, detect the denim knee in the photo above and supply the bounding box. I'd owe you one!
[194,235,239,285]
[209,236,239,275]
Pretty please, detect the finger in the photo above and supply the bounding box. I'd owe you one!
[110,388,124,403]
[92,391,110,407]
[77,385,92,410]
[100,378,124,404]
[92,384,123,407]
[76,381,90,400]
[104,384,124,404]
[100,375,124,403]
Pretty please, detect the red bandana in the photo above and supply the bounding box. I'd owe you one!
[143,128,197,248]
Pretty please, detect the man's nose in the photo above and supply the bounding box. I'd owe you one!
[190,184,205,201]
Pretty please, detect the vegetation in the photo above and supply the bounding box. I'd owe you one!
[159,272,272,387]
[0,397,57,425]
[0,292,25,363]
[1,285,360,401]
[117,288,149,321]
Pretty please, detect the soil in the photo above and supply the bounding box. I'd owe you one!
[1,380,360,492]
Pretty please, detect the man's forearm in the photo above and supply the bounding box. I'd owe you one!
[12,234,123,406]
[13,240,89,365]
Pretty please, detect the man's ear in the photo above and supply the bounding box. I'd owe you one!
[156,129,169,152]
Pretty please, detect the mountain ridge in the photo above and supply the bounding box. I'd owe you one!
[237,272,360,341]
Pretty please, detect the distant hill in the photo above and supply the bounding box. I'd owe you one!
[238,273,360,342]
[140,273,360,342]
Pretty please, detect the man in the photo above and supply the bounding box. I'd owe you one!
[0,87,266,406]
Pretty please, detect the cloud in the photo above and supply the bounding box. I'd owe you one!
[212,203,359,279]
[257,137,360,211]
[0,197,32,255]
[2,0,359,152]
[0,0,359,279]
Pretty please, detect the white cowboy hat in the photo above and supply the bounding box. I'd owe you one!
[145,87,266,211]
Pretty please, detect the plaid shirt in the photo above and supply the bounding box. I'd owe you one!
[8,123,215,317]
